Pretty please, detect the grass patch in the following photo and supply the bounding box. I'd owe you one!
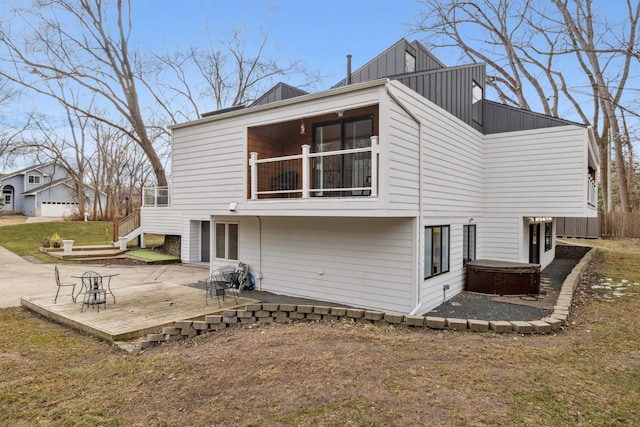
[0,221,170,263]
[0,221,113,257]
[126,250,178,262]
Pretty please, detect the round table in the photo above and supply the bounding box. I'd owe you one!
[72,271,119,303]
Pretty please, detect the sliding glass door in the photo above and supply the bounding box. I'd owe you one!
[312,116,373,196]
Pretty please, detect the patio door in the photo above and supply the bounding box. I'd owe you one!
[312,116,372,196]
[201,221,210,263]
[529,223,540,264]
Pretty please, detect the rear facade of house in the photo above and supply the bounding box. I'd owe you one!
[141,40,599,314]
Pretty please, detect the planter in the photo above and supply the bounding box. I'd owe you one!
[118,236,129,250]
[62,240,74,255]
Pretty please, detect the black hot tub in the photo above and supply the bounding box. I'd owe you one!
[465,259,541,295]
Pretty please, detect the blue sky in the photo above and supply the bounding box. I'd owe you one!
[131,0,427,89]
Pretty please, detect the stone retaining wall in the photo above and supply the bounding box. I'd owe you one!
[139,248,597,349]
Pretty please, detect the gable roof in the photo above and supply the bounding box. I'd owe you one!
[250,82,309,107]
[0,162,56,181]
[22,177,106,198]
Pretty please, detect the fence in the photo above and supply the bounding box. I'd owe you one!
[557,213,640,239]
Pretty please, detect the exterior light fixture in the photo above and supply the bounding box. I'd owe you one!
[299,119,306,135]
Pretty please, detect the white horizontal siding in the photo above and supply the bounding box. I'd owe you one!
[384,97,421,211]
[387,82,484,218]
[140,208,183,235]
[253,217,415,313]
[484,126,589,216]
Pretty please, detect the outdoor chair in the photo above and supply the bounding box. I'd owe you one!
[54,265,77,304]
[205,265,239,307]
[80,271,107,313]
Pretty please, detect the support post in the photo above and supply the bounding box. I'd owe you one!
[250,152,258,200]
[370,136,378,197]
[301,145,310,198]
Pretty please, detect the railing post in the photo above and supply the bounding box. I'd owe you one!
[250,152,258,200]
[301,145,310,198]
[370,136,378,197]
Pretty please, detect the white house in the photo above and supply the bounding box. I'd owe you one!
[0,162,106,218]
[141,40,599,314]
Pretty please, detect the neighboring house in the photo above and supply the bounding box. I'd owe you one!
[0,162,106,217]
[141,39,599,314]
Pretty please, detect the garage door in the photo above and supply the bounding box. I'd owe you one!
[41,201,78,217]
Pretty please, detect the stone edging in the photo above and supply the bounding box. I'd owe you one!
[139,248,597,349]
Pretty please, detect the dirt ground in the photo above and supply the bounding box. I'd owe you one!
[0,214,28,226]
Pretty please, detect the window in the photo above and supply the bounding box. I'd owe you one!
[405,51,416,73]
[424,225,450,279]
[313,116,373,196]
[544,222,553,252]
[463,224,476,265]
[472,80,483,125]
[215,222,238,261]
[28,175,41,184]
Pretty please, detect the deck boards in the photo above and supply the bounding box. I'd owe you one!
[21,282,257,342]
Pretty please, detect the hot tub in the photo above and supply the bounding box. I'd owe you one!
[465,259,540,295]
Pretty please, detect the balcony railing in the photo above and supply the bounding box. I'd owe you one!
[587,175,597,208]
[249,137,378,200]
[142,186,171,207]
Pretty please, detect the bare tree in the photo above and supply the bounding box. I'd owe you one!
[412,0,640,211]
[0,0,168,186]
[141,27,321,123]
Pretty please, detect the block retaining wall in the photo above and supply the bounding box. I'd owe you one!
[139,248,597,349]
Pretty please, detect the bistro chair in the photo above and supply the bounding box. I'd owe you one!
[54,265,77,303]
[205,265,239,307]
[80,271,107,312]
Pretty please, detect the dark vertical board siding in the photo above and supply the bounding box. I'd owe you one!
[483,101,581,134]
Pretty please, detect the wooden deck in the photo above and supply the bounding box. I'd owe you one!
[21,282,258,342]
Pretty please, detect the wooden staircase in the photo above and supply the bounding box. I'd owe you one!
[113,209,142,247]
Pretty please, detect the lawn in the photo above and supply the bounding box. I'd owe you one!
[0,237,639,425]
[0,218,165,262]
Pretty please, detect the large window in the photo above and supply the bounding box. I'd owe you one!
[215,222,238,261]
[472,80,483,125]
[313,116,373,196]
[425,225,450,279]
[463,224,476,265]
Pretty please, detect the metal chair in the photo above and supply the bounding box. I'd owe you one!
[80,271,107,312]
[54,265,77,303]
[205,265,239,307]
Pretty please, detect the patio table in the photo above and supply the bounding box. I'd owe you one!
[72,271,119,303]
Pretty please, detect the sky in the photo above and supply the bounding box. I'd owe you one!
[130,0,427,89]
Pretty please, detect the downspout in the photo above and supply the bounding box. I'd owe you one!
[257,216,263,290]
[384,83,425,315]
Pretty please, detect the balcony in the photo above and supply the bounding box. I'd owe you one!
[249,137,378,200]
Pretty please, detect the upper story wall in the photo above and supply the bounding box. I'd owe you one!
[170,81,392,217]
[387,82,484,218]
[483,125,595,217]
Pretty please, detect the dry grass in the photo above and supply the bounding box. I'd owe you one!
[1,239,639,426]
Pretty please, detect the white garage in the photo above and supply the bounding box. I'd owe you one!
[41,201,78,217]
